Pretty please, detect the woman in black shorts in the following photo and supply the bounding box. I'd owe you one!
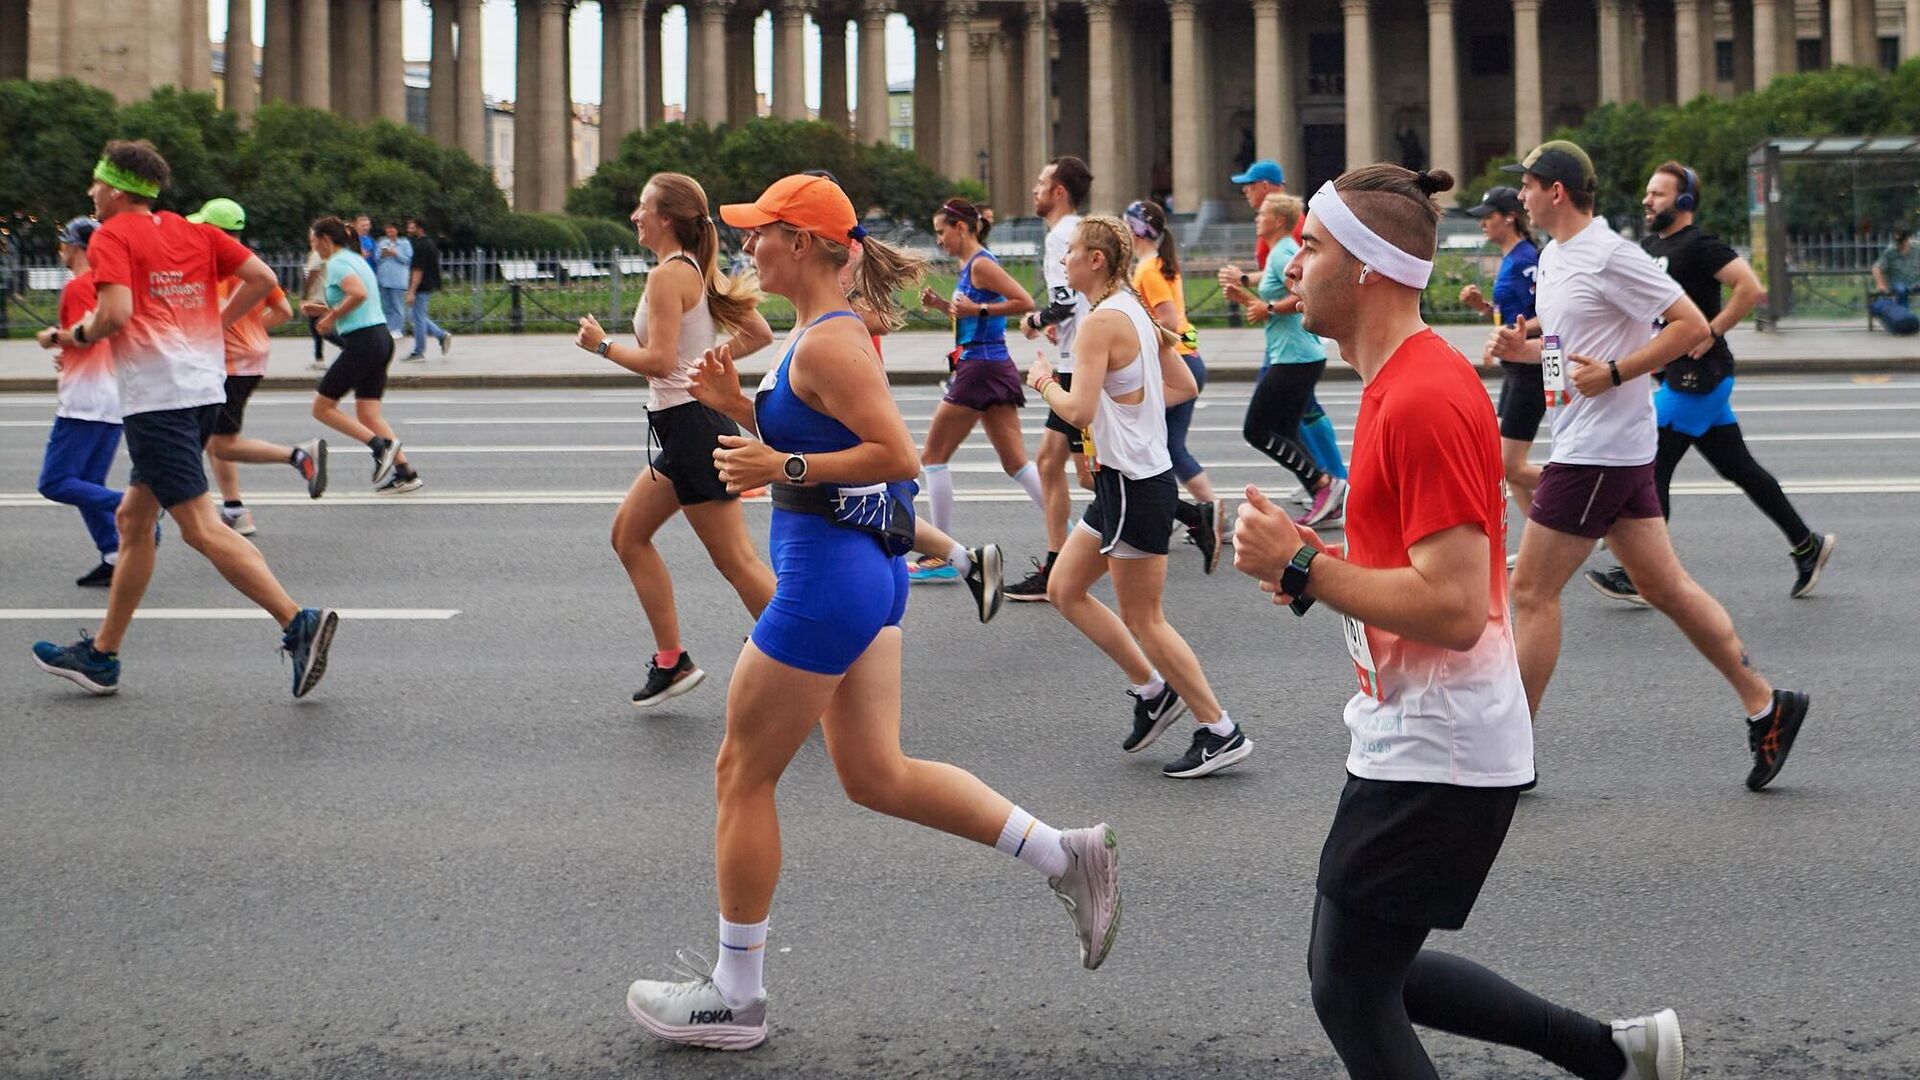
[574,173,776,707]
[302,216,421,493]
[1460,186,1543,513]
[1028,216,1250,780]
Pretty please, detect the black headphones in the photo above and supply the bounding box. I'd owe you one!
[1675,166,1700,212]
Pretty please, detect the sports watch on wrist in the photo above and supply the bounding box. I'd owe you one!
[1280,546,1318,616]
[783,453,808,483]
[595,339,612,358]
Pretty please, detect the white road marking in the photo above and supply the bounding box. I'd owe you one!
[0,608,460,620]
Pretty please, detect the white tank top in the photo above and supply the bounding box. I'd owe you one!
[632,252,716,412]
[1086,290,1171,481]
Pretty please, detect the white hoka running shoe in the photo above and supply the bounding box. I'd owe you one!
[1611,1008,1684,1080]
[1049,824,1121,970]
[625,950,769,1050]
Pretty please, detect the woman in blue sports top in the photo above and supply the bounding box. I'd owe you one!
[910,197,1042,583]
[622,174,1120,1052]
[1459,185,1543,513]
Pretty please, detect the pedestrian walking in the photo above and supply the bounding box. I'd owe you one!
[402,217,452,359]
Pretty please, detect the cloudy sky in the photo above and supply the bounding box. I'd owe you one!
[209,0,924,109]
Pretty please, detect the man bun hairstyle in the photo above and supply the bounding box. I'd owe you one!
[1049,156,1093,209]
[1330,165,1455,263]
[100,139,171,199]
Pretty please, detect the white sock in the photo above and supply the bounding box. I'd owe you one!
[103,551,119,566]
[946,542,972,577]
[1748,701,1774,723]
[996,806,1070,878]
[1202,712,1236,737]
[1010,462,1046,509]
[1131,673,1166,699]
[711,915,769,1007]
[925,464,953,533]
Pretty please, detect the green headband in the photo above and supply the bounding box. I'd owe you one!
[93,158,161,200]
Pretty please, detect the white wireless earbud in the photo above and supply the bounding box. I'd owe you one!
[1357,266,1373,284]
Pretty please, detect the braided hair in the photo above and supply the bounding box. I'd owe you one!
[1077,215,1181,351]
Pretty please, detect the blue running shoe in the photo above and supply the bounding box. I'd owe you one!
[908,556,959,584]
[32,632,120,695]
[281,608,339,699]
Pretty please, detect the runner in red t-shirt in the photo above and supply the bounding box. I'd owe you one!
[30,140,338,701]
[33,216,124,587]
[1232,164,1683,1080]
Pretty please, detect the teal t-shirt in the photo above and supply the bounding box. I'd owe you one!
[325,250,385,334]
[1258,236,1325,365]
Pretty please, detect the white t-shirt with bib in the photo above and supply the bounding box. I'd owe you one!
[1042,214,1089,371]
[1534,216,1685,467]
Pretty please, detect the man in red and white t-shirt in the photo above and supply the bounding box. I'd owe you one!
[30,140,337,701]
[1234,164,1683,1080]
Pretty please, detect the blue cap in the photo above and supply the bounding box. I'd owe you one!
[58,216,100,248]
[1230,160,1285,186]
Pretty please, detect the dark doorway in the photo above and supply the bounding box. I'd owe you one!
[1305,125,1346,193]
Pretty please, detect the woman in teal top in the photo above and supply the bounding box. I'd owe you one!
[302,215,420,492]
[1221,193,1347,526]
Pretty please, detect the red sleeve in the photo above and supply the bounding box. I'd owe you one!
[206,223,254,277]
[88,228,131,290]
[1387,388,1496,550]
[58,276,98,326]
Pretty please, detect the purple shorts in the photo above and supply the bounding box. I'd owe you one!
[1528,461,1662,539]
[943,357,1027,411]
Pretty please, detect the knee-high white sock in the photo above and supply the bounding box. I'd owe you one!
[711,915,769,1007]
[996,806,1070,878]
[1009,462,1046,509]
[925,464,954,533]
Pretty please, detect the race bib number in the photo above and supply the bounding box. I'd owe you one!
[1540,334,1570,408]
[1342,615,1384,702]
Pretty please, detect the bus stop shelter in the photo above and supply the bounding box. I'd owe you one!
[1749,135,1920,330]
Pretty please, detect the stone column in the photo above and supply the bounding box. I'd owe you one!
[183,0,214,91]
[602,0,628,156]
[1674,0,1704,97]
[263,0,294,104]
[1599,0,1626,102]
[1168,0,1204,212]
[295,0,330,108]
[1342,0,1376,166]
[226,0,257,117]
[1829,0,1856,65]
[1426,0,1460,182]
[376,0,406,121]
[984,21,1015,206]
[1512,0,1542,152]
[701,0,732,124]
[773,0,811,119]
[912,11,942,169]
[344,0,377,120]
[644,4,665,126]
[1023,2,1050,185]
[1086,0,1117,208]
[1853,0,1877,70]
[685,1,706,122]
[431,0,458,142]
[857,0,890,142]
[1626,0,1647,100]
[515,0,542,209]
[943,1,979,181]
[973,20,999,194]
[538,0,571,209]
[621,0,645,131]
[1732,0,1755,92]
[1754,0,1779,84]
[1908,0,1920,61]
[1253,0,1294,179]
[457,0,488,159]
[727,15,754,124]
[820,12,850,130]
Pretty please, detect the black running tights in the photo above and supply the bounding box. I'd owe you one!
[1245,361,1328,492]
[1655,422,1811,548]
[1307,895,1625,1080]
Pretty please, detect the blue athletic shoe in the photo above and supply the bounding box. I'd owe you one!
[281,608,339,699]
[908,556,960,584]
[32,632,120,695]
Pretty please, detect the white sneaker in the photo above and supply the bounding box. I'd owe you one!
[625,950,768,1050]
[222,508,256,536]
[1611,1008,1684,1080]
[1048,824,1121,970]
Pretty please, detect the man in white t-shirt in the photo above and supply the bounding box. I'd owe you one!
[1494,140,1809,791]
[1005,155,1094,602]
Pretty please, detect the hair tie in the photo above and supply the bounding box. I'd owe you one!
[849,223,867,241]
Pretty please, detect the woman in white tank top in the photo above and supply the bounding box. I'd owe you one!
[574,173,775,709]
[1026,215,1253,780]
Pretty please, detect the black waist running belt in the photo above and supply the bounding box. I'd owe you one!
[771,481,917,557]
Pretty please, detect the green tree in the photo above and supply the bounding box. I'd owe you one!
[115,88,245,221]
[0,78,119,252]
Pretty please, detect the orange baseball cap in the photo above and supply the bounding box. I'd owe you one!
[719,174,867,242]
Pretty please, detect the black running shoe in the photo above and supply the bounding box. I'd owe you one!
[1584,565,1649,607]
[369,437,402,484]
[1123,685,1189,752]
[963,543,1004,624]
[633,652,706,708]
[1746,689,1809,791]
[1790,533,1836,599]
[1188,500,1221,575]
[1162,725,1253,778]
[75,560,114,588]
[1004,558,1051,603]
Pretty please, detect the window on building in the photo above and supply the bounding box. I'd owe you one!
[1796,38,1822,72]
[1468,34,1511,77]
[1881,37,1901,73]
[1715,40,1735,82]
[1307,32,1344,95]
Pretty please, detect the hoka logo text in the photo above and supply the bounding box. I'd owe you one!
[690,1009,734,1024]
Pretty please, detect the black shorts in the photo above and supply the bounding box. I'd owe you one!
[1042,372,1086,453]
[1495,361,1545,442]
[1317,774,1520,930]
[317,325,394,401]
[647,400,739,505]
[124,404,220,509]
[213,374,263,436]
[1078,467,1178,556]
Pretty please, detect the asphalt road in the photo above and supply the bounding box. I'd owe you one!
[3,373,1917,1079]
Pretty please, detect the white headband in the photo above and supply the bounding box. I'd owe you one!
[1307,181,1434,289]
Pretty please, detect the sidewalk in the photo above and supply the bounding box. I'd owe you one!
[4,321,1918,391]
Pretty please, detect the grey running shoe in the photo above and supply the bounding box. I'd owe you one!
[1585,565,1650,608]
[1610,1008,1685,1080]
[625,949,769,1051]
[370,438,402,484]
[1048,824,1120,971]
[374,472,424,495]
[294,438,328,499]
[963,543,1004,624]
[1790,533,1835,598]
[223,507,257,536]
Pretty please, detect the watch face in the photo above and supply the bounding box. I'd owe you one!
[783,456,805,481]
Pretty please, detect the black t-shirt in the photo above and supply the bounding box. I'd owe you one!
[1642,225,1735,367]
[411,235,443,293]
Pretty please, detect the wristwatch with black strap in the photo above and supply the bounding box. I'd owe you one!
[1280,546,1318,616]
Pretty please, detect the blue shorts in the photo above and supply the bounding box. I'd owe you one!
[750,509,909,675]
[124,404,220,509]
[1655,377,1738,439]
